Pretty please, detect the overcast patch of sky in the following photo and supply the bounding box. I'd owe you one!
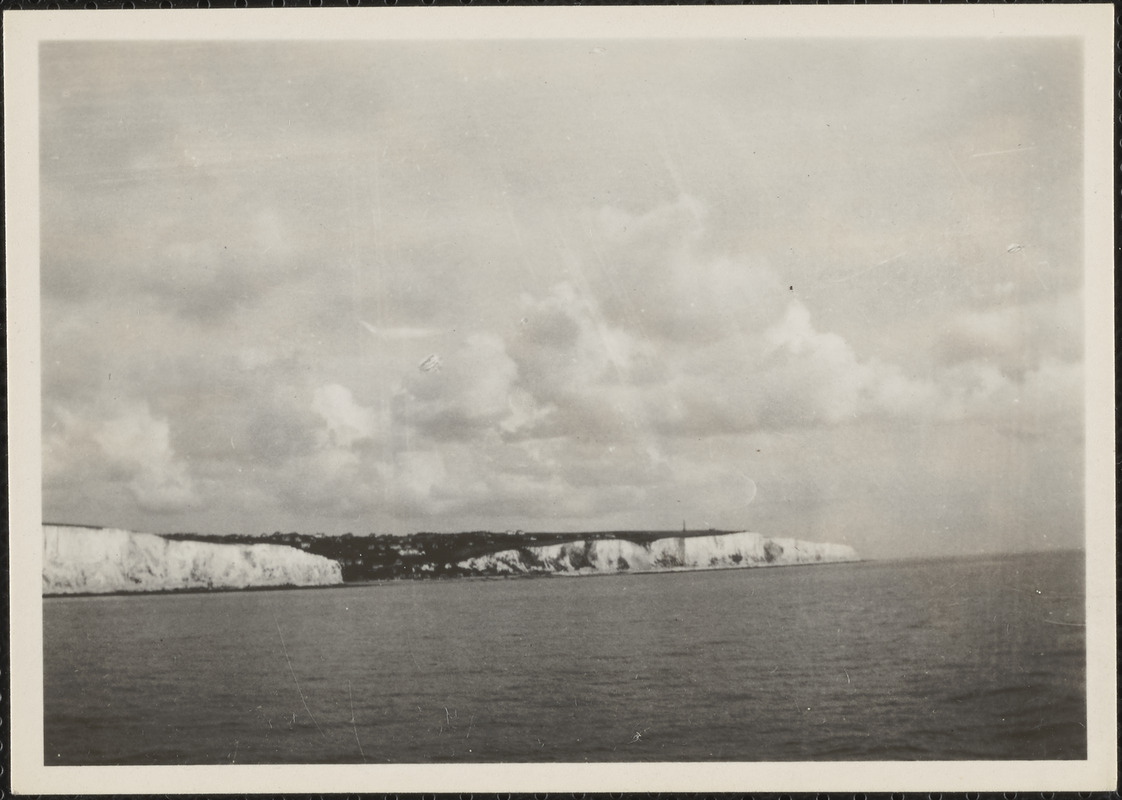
[40,39,1083,558]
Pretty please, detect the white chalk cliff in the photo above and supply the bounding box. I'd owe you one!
[43,525,343,595]
[457,531,858,575]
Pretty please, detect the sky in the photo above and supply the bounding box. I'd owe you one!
[39,38,1085,558]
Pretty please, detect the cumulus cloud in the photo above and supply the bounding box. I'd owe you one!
[946,357,1084,439]
[512,282,659,405]
[35,41,1087,554]
[43,400,195,517]
[935,289,1082,374]
[393,450,449,505]
[496,197,1083,452]
[90,403,197,513]
[757,300,945,426]
[591,197,789,346]
[39,193,1084,543]
[395,333,521,440]
[500,203,941,438]
[312,383,377,448]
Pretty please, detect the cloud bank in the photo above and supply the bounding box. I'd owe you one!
[40,40,1085,557]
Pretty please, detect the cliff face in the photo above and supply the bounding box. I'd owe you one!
[43,525,343,595]
[41,526,856,592]
[456,531,858,576]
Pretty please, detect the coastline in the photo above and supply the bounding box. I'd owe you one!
[42,548,1089,600]
[41,557,871,599]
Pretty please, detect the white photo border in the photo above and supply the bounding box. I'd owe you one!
[6,5,1116,793]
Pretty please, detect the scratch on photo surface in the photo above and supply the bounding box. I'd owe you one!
[971,145,1038,158]
[273,612,327,739]
[348,680,367,763]
[827,251,906,283]
[946,146,970,185]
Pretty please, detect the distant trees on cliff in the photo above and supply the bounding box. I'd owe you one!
[161,528,741,583]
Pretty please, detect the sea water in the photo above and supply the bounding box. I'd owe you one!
[43,551,1085,764]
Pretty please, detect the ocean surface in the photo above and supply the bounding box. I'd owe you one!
[43,551,1086,764]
